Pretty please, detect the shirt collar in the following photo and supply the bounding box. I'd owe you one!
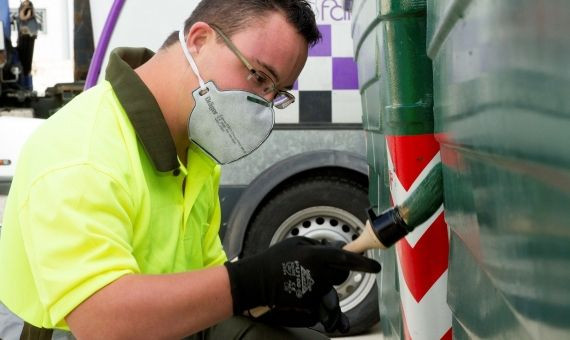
[105,47,179,173]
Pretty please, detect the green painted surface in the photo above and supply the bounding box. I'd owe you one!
[352,0,380,61]
[361,80,383,133]
[355,0,570,337]
[401,163,443,228]
[352,0,434,338]
[355,26,381,91]
[376,3,434,136]
[431,0,570,338]
[378,28,433,135]
[376,244,404,340]
[355,0,434,136]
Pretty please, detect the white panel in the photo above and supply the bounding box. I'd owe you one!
[332,21,354,57]
[311,0,353,24]
[331,90,362,123]
[297,57,332,91]
[275,90,300,124]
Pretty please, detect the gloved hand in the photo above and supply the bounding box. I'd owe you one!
[224,237,381,332]
[255,288,350,333]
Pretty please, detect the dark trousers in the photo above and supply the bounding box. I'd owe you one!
[21,317,329,340]
[186,316,329,340]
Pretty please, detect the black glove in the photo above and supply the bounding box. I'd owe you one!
[256,288,350,333]
[224,237,381,330]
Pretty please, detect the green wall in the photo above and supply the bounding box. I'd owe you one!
[429,0,570,338]
[353,0,433,338]
[352,0,570,338]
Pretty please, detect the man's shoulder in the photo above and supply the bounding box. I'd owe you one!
[62,81,120,114]
[16,81,141,189]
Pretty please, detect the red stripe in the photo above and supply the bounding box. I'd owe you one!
[396,213,449,302]
[441,328,453,340]
[386,135,440,191]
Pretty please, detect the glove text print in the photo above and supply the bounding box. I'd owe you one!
[282,261,315,298]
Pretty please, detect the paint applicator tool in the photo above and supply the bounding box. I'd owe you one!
[249,164,443,317]
[345,163,443,253]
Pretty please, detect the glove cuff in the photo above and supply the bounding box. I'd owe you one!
[224,258,265,315]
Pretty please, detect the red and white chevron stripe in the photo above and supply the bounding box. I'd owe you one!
[386,135,452,340]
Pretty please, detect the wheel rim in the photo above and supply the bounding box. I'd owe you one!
[270,206,377,312]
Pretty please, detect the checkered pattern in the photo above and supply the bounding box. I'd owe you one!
[277,23,363,124]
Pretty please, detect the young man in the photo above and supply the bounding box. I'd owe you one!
[0,1,380,339]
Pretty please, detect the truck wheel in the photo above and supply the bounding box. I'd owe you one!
[242,176,379,336]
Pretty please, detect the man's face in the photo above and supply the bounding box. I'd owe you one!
[195,12,309,104]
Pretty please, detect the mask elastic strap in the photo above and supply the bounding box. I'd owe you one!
[179,26,207,90]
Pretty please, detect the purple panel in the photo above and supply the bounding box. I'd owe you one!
[333,57,359,90]
[309,25,331,57]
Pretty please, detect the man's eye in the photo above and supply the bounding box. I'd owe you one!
[253,73,266,85]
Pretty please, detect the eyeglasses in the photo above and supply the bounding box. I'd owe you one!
[209,24,295,109]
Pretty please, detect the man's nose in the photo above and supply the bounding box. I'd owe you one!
[261,91,276,103]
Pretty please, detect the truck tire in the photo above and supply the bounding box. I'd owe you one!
[242,176,380,336]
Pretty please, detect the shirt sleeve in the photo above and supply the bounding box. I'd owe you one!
[201,165,227,267]
[19,163,140,328]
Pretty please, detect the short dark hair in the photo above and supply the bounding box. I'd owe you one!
[161,0,321,49]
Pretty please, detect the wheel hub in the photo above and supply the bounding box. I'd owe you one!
[270,206,377,312]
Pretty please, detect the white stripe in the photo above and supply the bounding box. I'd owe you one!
[404,206,444,247]
[396,256,453,339]
[386,142,442,200]
[386,139,451,338]
[405,153,442,195]
[386,142,444,246]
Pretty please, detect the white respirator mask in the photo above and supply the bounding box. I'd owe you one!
[178,27,275,165]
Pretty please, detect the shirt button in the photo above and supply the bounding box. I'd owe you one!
[173,168,181,176]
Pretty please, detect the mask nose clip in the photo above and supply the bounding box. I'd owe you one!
[247,95,272,108]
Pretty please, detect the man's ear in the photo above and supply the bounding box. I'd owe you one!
[186,22,214,55]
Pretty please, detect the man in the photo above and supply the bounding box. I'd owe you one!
[0,0,380,339]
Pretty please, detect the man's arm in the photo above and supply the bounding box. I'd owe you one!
[66,266,232,340]
[67,237,381,338]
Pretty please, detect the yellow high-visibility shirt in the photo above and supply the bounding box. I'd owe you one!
[0,48,227,330]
